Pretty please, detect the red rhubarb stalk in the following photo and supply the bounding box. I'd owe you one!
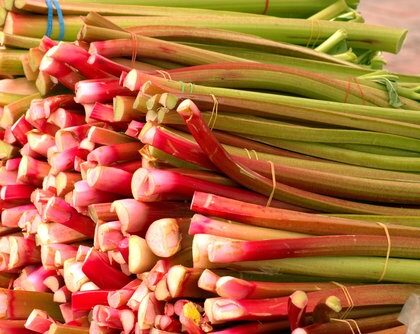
[191,192,420,238]
[204,284,417,324]
[72,290,110,312]
[82,248,132,289]
[207,235,420,263]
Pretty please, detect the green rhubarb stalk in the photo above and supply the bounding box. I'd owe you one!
[182,43,420,84]
[0,31,41,49]
[331,143,420,157]
[252,136,420,172]
[21,54,38,81]
[10,0,356,17]
[136,74,420,124]
[113,96,138,122]
[89,38,248,66]
[314,28,348,53]
[0,93,41,128]
[221,256,420,283]
[308,0,350,20]
[333,48,358,62]
[0,8,6,28]
[48,324,89,334]
[14,0,265,17]
[143,63,404,108]
[0,93,27,106]
[0,289,63,321]
[0,49,25,76]
[327,215,420,228]
[6,12,404,53]
[163,90,420,139]
[80,23,359,67]
[125,15,407,53]
[36,71,55,96]
[126,25,360,66]
[0,141,18,160]
[28,47,45,72]
[159,110,420,152]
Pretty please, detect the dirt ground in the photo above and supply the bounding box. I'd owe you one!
[359,0,420,74]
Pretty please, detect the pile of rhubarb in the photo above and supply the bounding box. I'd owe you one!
[0,0,418,333]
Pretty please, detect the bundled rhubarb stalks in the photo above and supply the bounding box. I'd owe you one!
[0,2,417,334]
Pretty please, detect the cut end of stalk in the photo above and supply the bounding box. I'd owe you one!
[131,168,155,201]
[215,276,254,299]
[124,70,140,91]
[325,295,342,313]
[176,99,195,119]
[128,235,157,274]
[198,269,220,293]
[166,265,187,298]
[204,298,245,325]
[290,290,308,309]
[145,218,182,258]
[396,29,408,54]
[292,329,307,334]
[39,57,54,72]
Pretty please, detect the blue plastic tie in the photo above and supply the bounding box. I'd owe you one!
[45,0,53,37]
[52,0,65,41]
[45,0,65,40]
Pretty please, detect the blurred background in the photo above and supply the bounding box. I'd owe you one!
[359,0,420,74]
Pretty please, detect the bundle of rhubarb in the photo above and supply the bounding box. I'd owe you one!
[0,1,418,333]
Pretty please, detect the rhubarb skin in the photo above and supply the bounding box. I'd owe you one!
[0,320,38,334]
[71,290,110,312]
[207,235,420,263]
[0,289,63,321]
[176,99,420,215]
[190,192,420,238]
[204,284,417,324]
[82,249,132,290]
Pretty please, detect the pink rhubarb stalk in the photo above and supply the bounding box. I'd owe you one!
[47,42,109,79]
[131,167,301,208]
[86,166,132,196]
[87,141,142,166]
[43,196,96,238]
[112,198,191,235]
[74,78,136,104]
[39,57,84,90]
